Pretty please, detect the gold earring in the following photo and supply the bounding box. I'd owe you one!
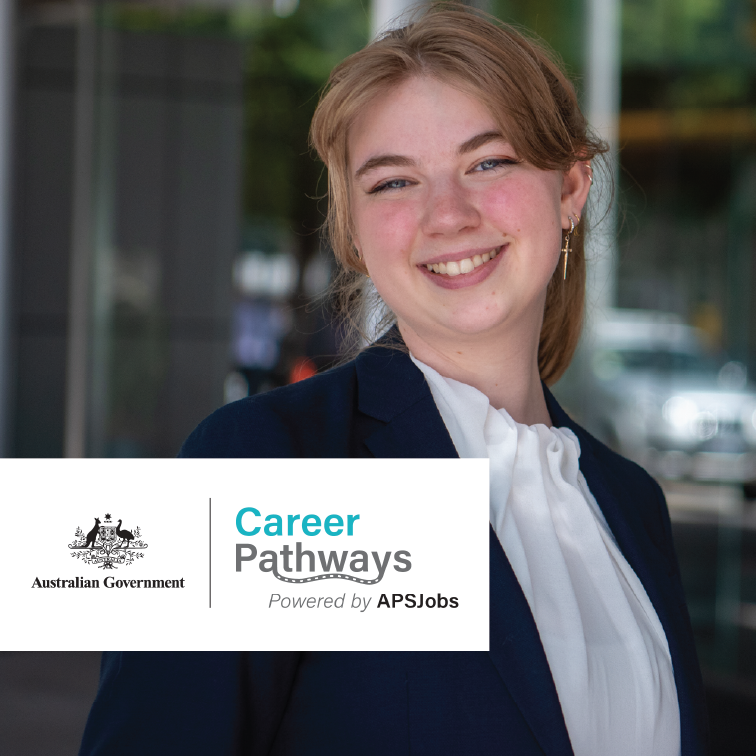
[562,215,577,280]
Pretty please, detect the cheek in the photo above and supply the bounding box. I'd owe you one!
[479,181,558,232]
[488,185,562,261]
[479,184,563,284]
[354,202,418,265]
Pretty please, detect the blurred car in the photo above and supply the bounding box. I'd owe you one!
[585,309,756,484]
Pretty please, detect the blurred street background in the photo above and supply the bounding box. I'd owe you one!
[1,0,756,753]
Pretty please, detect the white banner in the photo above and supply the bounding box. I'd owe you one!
[0,459,489,651]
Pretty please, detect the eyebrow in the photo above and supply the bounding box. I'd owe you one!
[354,154,416,180]
[457,131,506,154]
[353,131,508,180]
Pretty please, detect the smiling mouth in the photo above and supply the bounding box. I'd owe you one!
[423,247,501,276]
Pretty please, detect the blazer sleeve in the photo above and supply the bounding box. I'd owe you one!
[638,467,694,613]
[79,651,302,756]
[177,362,361,459]
[179,398,301,458]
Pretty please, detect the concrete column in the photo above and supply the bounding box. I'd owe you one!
[585,0,621,317]
[64,1,97,457]
[0,0,15,456]
[371,0,420,39]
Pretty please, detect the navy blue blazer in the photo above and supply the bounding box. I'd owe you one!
[79,336,709,756]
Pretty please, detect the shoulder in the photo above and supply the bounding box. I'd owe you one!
[546,385,663,500]
[569,417,673,554]
[179,360,359,458]
[583,423,663,496]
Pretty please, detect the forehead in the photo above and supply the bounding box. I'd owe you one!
[347,76,502,170]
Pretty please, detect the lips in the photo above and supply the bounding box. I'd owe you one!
[421,247,501,277]
[418,245,505,289]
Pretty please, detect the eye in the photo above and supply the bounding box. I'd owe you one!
[471,157,519,172]
[369,178,413,194]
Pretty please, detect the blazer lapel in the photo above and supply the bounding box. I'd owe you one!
[354,335,456,458]
[544,387,708,756]
[356,337,574,754]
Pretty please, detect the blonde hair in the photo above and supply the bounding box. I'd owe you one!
[310,2,608,384]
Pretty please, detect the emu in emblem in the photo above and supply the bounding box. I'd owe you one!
[116,520,134,550]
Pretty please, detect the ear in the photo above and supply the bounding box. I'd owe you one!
[560,161,592,230]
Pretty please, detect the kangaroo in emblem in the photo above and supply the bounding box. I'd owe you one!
[84,518,101,549]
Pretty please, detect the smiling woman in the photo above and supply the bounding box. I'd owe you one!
[79,5,709,756]
[310,7,603,391]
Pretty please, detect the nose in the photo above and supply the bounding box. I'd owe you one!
[421,179,480,236]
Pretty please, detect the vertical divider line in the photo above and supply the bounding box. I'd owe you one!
[209,498,212,609]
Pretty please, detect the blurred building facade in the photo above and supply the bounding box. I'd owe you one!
[12,8,243,457]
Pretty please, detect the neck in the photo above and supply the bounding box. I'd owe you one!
[398,320,552,426]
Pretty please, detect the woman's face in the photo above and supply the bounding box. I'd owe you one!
[348,76,589,352]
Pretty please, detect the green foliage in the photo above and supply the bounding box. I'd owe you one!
[622,0,752,67]
[623,0,756,109]
[109,4,233,35]
[237,0,368,246]
[623,0,756,71]
[491,0,586,79]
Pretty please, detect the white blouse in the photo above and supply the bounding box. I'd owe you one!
[411,356,681,756]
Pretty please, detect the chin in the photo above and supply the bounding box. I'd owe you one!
[444,309,512,334]
[434,315,511,340]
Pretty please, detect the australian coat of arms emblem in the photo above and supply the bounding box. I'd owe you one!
[69,514,148,569]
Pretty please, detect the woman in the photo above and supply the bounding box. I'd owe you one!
[79,5,708,755]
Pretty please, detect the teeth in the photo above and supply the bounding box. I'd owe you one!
[425,248,499,276]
